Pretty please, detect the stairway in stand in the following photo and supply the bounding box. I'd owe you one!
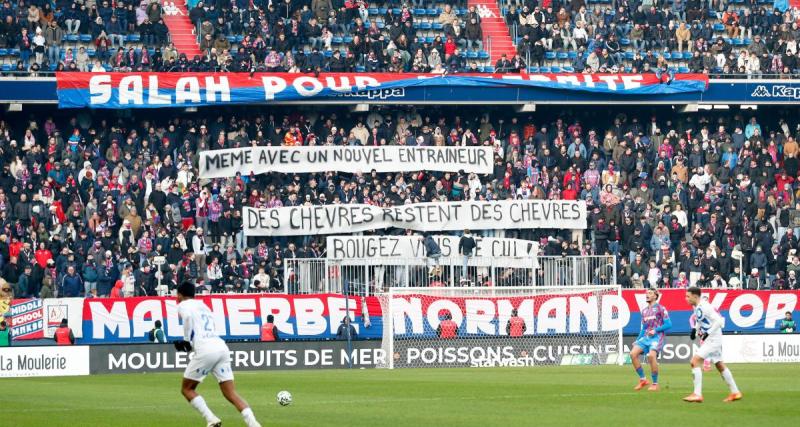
[467,1,516,66]
[161,1,202,57]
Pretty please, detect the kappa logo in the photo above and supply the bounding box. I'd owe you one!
[750,84,800,99]
[750,85,770,97]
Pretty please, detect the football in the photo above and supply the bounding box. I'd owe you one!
[277,390,293,406]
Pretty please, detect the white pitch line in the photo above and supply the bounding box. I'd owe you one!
[11,390,689,413]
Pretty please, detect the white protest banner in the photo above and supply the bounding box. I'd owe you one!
[199,146,494,178]
[326,235,539,268]
[244,200,586,236]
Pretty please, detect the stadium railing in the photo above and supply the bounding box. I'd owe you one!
[285,255,615,296]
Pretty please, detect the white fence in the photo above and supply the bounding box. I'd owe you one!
[284,255,615,296]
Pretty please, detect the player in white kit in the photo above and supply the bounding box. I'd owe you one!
[175,282,262,427]
[682,286,743,403]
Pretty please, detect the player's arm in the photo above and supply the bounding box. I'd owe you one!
[704,304,724,337]
[174,306,193,352]
[637,313,646,340]
[655,308,672,333]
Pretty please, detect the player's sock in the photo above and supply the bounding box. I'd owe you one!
[651,371,658,385]
[692,367,703,396]
[241,407,261,427]
[190,396,217,423]
[635,367,645,380]
[721,368,740,394]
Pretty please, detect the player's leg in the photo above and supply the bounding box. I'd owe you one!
[219,381,261,427]
[182,378,222,426]
[213,352,261,427]
[630,344,649,390]
[682,354,705,402]
[715,361,743,402]
[646,350,660,391]
[183,354,222,426]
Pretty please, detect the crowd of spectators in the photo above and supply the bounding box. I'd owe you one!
[507,0,800,77]
[0,106,799,299]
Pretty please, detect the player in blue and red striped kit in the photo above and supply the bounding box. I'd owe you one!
[630,288,672,392]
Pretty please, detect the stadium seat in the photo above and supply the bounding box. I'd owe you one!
[324,50,333,57]
[368,8,378,15]
[678,66,690,73]
[478,51,489,59]
[568,51,577,60]
[545,51,556,60]
[483,66,495,73]
[392,8,401,14]
[127,34,141,42]
[343,36,353,43]
[227,36,237,43]
[378,8,387,14]
[65,34,79,42]
[743,38,751,45]
[419,22,432,30]
[528,66,539,73]
[9,49,19,56]
[662,52,672,60]
[332,37,343,44]
[79,34,92,43]
[671,51,682,60]
[466,51,478,59]
[539,66,551,73]
[562,66,575,72]
[236,35,244,42]
[432,23,443,30]
[624,51,635,60]
[557,52,569,62]
[1,64,10,72]
[550,66,562,73]
[355,65,366,72]
[713,23,725,31]
[620,38,630,46]
[414,9,426,15]
[683,52,692,60]
[427,8,439,15]
[0,49,6,57]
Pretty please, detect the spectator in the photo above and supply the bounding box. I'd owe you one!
[149,319,166,343]
[0,320,9,347]
[54,318,75,345]
[336,315,357,340]
[260,314,280,341]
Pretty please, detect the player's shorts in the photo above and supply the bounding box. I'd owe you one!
[634,335,665,354]
[696,336,723,363]
[184,349,234,383]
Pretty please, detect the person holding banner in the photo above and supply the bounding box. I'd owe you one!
[458,230,477,283]
[422,234,442,274]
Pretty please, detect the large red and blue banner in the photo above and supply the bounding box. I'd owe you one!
[55,72,709,109]
[5,289,796,343]
[81,293,384,344]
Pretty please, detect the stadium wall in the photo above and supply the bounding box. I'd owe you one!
[2,290,797,345]
[1,335,798,378]
[1,75,800,105]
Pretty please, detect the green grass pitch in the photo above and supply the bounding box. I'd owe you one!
[3,364,799,426]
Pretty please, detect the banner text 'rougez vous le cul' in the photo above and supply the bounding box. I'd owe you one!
[199,146,494,178]
[55,73,710,108]
[243,200,587,236]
